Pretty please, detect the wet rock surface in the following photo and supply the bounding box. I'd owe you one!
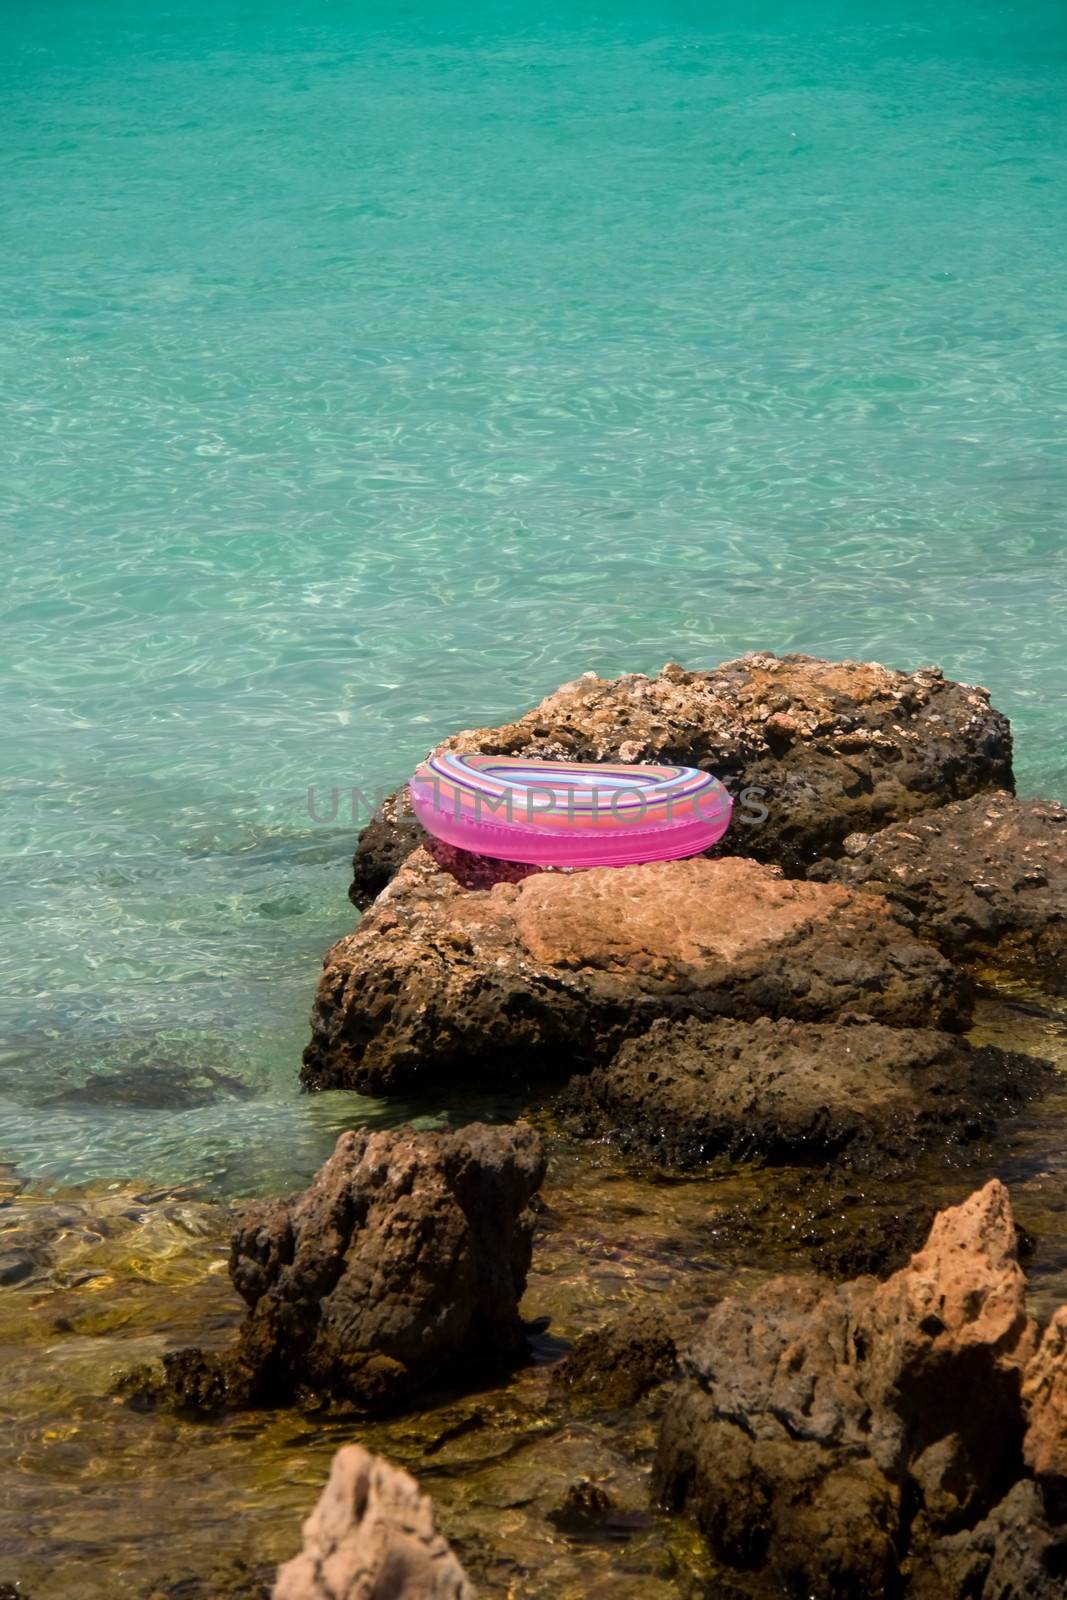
[0,1157,736,1600]
[654,1180,1067,1597]
[705,1177,942,1281]
[304,850,967,1095]
[545,1478,620,1534]
[142,1560,274,1599]
[350,653,1012,902]
[812,790,1067,990]
[7,1064,1067,1600]
[556,1014,1052,1173]
[272,1445,474,1600]
[145,1124,545,1414]
[550,1307,685,1412]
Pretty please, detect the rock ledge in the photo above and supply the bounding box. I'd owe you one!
[304,851,967,1095]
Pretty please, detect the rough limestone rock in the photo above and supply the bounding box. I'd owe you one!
[812,791,1067,989]
[556,1015,1050,1172]
[159,1123,545,1413]
[303,850,967,1096]
[273,1445,473,1600]
[654,1181,1045,1597]
[351,654,1012,903]
[1024,1304,1067,1484]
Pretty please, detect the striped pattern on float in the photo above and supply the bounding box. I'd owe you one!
[408,751,734,865]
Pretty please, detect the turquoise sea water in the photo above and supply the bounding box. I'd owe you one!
[2,0,1066,1194]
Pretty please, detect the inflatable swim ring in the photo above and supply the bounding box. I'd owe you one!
[409,752,732,867]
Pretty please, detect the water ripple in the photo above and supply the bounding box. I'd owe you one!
[2,0,1066,1189]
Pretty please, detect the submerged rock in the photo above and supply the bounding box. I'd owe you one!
[550,1307,684,1412]
[0,1251,36,1288]
[303,850,967,1096]
[654,1180,1067,1598]
[147,1123,545,1414]
[273,1445,474,1600]
[350,654,1012,903]
[141,1559,273,1598]
[703,1178,941,1281]
[812,791,1067,991]
[556,1015,1050,1172]
[544,1478,618,1535]
[41,1061,258,1112]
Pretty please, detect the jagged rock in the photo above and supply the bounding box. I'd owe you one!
[654,1181,1043,1597]
[350,786,426,908]
[811,791,1067,990]
[350,654,1012,903]
[303,850,967,1095]
[855,1180,1037,1482]
[273,1445,473,1599]
[556,1015,1050,1172]
[551,1308,684,1411]
[1025,1305,1067,1484]
[909,1480,1067,1600]
[151,1123,544,1413]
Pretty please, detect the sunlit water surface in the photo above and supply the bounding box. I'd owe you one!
[2,0,1066,1194]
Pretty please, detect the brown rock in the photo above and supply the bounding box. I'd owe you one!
[812,791,1067,990]
[654,1180,1041,1596]
[704,1177,940,1280]
[550,1307,683,1411]
[303,851,967,1095]
[657,1388,902,1592]
[545,1479,617,1533]
[350,654,1012,903]
[153,1123,544,1413]
[909,1480,1067,1600]
[556,1014,1049,1172]
[857,1178,1037,1485]
[273,1444,473,1599]
[1024,1305,1067,1483]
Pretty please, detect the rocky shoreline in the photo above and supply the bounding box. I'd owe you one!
[4,652,1067,1599]
[268,1180,1067,1598]
[287,652,1067,1597]
[655,1179,1067,1597]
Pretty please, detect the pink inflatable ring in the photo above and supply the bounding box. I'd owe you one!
[409,752,732,868]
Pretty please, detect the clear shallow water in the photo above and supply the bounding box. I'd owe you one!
[2,0,1066,1193]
